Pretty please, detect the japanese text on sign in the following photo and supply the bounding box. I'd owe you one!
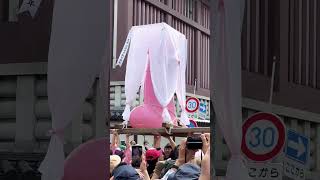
[247,163,282,180]
[283,157,306,180]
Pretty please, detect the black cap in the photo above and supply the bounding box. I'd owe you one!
[164,143,172,149]
[112,165,140,180]
[167,163,200,180]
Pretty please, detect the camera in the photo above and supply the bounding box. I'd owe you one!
[186,135,203,150]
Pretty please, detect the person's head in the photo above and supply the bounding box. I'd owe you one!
[144,140,149,146]
[111,164,140,180]
[170,144,180,160]
[167,163,200,180]
[164,143,173,159]
[130,140,136,146]
[146,148,161,175]
[114,149,125,160]
[146,148,161,161]
[110,155,121,174]
[119,144,126,151]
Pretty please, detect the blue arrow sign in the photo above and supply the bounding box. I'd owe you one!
[285,129,309,165]
[199,103,206,113]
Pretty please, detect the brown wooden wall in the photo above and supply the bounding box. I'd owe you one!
[112,0,210,97]
[276,0,320,114]
[287,0,320,88]
[241,0,320,114]
[242,0,274,76]
[0,0,53,64]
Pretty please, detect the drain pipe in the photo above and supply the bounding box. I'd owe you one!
[112,0,118,68]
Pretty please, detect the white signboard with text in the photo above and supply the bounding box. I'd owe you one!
[283,157,306,180]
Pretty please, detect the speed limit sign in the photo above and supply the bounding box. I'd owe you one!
[186,97,199,113]
[241,112,286,162]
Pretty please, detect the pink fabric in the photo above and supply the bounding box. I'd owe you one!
[111,145,117,154]
[130,60,177,128]
[62,138,107,180]
[122,148,132,164]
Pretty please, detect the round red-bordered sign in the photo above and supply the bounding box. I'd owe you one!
[241,112,286,162]
[186,97,199,113]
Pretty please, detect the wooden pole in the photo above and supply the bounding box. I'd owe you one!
[112,127,210,137]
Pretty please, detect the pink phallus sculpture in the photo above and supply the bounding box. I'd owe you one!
[129,59,178,128]
[116,23,189,128]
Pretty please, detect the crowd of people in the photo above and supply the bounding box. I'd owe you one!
[109,130,211,180]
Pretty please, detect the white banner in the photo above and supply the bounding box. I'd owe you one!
[116,29,133,67]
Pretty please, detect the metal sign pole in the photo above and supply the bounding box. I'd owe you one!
[269,57,277,105]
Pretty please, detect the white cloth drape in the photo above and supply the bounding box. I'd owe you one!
[174,35,189,125]
[38,0,108,179]
[211,0,252,180]
[121,27,148,126]
[149,27,179,124]
[119,23,190,126]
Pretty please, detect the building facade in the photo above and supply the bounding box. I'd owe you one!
[213,0,320,179]
[109,0,211,158]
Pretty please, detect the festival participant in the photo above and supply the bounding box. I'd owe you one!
[160,138,197,179]
[151,135,176,161]
[199,147,211,180]
[145,148,162,177]
[130,140,137,146]
[114,148,125,161]
[110,163,140,180]
[151,144,179,179]
[110,130,120,154]
[198,133,211,180]
[123,134,133,164]
[109,155,121,175]
[110,130,126,161]
[163,136,176,160]
[138,154,151,180]
[144,140,150,151]
[161,133,211,180]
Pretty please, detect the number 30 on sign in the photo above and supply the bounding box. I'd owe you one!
[242,113,286,162]
[186,97,199,113]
